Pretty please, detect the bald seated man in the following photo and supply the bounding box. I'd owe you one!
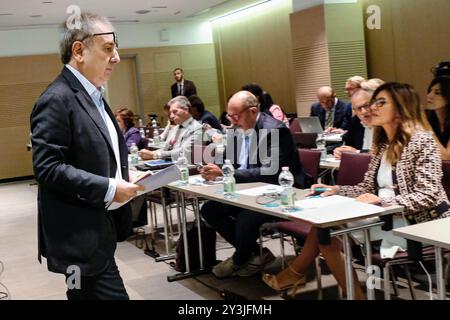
[310,86,352,133]
[200,91,307,279]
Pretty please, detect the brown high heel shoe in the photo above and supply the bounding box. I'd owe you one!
[262,265,306,295]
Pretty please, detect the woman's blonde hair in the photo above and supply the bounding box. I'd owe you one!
[372,82,431,164]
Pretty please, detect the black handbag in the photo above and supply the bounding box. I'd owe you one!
[174,220,217,272]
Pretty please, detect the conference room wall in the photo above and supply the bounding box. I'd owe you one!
[360,0,450,102]
[212,0,296,114]
[0,44,220,180]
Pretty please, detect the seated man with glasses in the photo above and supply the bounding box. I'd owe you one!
[199,91,307,279]
[333,79,384,159]
[138,96,202,161]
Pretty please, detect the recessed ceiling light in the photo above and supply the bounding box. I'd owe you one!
[30,15,42,18]
[42,1,53,3]
[136,10,150,14]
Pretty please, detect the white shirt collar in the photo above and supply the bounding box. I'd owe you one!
[65,64,104,99]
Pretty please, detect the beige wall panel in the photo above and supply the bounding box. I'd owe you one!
[0,55,60,86]
[0,126,33,179]
[0,82,49,127]
[361,0,450,101]
[290,6,326,49]
[290,6,330,116]
[213,0,296,113]
[154,52,182,73]
[107,58,140,113]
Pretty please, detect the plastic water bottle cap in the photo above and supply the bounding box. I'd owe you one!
[282,167,289,171]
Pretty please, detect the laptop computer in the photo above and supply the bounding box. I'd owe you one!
[297,117,324,134]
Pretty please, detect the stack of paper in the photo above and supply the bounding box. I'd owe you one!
[286,195,384,224]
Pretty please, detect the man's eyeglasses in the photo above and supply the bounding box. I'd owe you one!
[370,98,387,110]
[352,102,371,113]
[80,32,119,49]
[226,106,255,121]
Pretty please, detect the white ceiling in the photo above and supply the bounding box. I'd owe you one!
[0,0,265,30]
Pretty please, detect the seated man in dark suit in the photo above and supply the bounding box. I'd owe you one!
[333,87,376,159]
[171,67,197,98]
[199,91,307,278]
[188,95,222,131]
[310,86,352,132]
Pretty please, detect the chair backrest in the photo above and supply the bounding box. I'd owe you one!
[337,151,371,186]
[293,132,318,149]
[298,148,321,183]
[442,160,450,199]
[289,118,302,134]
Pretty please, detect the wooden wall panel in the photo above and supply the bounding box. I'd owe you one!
[0,43,220,179]
[213,0,296,113]
[290,6,330,116]
[360,0,450,101]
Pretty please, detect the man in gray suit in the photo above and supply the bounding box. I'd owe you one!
[31,12,143,300]
[138,96,202,161]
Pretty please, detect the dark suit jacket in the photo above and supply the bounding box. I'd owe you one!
[310,99,352,130]
[171,79,197,98]
[224,113,306,188]
[30,67,131,276]
[200,110,221,131]
[342,116,366,150]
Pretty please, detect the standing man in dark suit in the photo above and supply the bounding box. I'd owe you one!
[171,67,197,98]
[30,12,143,300]
[199,91,307,278]
[310,86,352,132]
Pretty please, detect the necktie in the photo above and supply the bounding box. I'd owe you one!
[239,135,250,170]
[169,125,183,150]
[325,110,333,129]
[178,83,183,96]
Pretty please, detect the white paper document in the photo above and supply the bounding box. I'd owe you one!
[188,176,223,187]
[287,195,384,224]
[236,184,283,196]
[108,165,181,210]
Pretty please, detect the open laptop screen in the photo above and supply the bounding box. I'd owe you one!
[297,117,324,134]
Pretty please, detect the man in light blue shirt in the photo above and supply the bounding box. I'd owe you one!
[31,12,143,300]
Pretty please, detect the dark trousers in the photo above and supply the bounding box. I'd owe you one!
[65,258,129,300]
[201,200,273,266]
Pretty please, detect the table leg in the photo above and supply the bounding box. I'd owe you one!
[363,229,374,300]
[435,246,446,300]
[342,233,354,300]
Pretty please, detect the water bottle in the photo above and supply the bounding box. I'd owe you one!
[151,118,157,128]
[129,142,139,166]
[153,128,160,146]
[315,133,327,160]
[177,150,189,186]
[279,167,295,212]
[222,159,236,199]
[139,127,145,139]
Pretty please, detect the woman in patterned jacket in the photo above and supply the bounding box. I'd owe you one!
[262,82,450,299]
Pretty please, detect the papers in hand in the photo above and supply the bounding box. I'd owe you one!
[287,195,384,224]
[108,165,181,210]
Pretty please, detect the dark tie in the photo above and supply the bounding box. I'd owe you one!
[178,83,183,96]
[169,125,183,150]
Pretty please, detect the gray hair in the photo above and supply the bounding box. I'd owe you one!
[59,12,113,64]
[360,78,385,93]
[168,96,191,110]
[346,76,365,85]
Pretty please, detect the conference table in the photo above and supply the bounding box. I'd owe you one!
[165,176,403,300]
[393,217,450,300]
